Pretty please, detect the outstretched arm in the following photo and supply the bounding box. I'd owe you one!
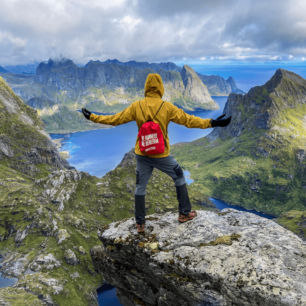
[169,104,212,129]
[82,104,135,126]
[169,104,231,129]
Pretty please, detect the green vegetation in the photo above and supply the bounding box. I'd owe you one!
[277,210,306,239]
[172,69,306,217]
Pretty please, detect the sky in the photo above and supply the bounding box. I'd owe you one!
[0,0,306,66]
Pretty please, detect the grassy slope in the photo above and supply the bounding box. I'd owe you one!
[172,69,306,217]
[277,210,306,240]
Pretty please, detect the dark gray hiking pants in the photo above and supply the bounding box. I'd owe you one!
[135,154,191,224]
[135,154,186,195]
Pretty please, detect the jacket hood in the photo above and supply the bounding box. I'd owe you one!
[144,74,164,98]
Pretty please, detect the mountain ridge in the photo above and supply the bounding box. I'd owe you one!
[172,68,306,216]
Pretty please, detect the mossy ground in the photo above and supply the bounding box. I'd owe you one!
[277,210,306,239]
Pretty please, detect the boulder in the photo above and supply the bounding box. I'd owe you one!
[64,249,78,265]
[91,210,306,306]
[55,229,70,245]
[78,246,86,255]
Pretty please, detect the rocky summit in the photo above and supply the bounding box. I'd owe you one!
[91,209,306,306]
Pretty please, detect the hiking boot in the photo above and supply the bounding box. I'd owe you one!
[136,223,145,233]
[178,210,197,223]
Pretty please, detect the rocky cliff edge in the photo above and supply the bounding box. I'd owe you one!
[91,209,306,306]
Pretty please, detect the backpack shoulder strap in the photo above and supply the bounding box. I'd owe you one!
[152,101,164,121]
[139,101,146,122]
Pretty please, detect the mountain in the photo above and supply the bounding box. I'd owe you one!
[98,59,244,96]
[172,69,306,216]
[0,59,219,133]
[0,77,216,305]
[197,73,244,96]
[0,66,9,73]
[88,58,182,72]
[3,62,40,74]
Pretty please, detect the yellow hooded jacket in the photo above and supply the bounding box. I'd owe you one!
[89,74,212,158]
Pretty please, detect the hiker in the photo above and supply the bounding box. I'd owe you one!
[82,74,231,233]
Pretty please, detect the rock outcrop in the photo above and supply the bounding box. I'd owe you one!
[91,209,306,306]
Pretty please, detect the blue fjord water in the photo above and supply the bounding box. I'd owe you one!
[50,96,274,305]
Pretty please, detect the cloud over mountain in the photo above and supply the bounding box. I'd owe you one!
[0,0,305,65]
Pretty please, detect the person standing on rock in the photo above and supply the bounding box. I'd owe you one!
[82,74,231,233]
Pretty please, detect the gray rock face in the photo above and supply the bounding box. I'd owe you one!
[181,65,218,108]
[91,209,306,306]
[64,249,78,265]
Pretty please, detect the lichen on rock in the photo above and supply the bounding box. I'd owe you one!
[91,209,306,306]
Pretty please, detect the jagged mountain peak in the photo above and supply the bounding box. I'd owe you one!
[207,68,306,143]
[262,68,306,93]
[47,58,77,69]
[36,58,77,73]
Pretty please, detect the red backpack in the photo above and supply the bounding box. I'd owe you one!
[138,101,165,155]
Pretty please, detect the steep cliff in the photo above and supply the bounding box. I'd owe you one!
[91,209,306,306]
[172,69,306,216]
[0,76,71,174]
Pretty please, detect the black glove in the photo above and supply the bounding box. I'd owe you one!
[211,114,232,128]
[82,108,91,120]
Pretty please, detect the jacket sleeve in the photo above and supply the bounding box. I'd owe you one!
[169,103,212,129]
[89,104,135,126]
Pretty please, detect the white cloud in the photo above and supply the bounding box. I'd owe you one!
[0,0,306,65]
[200,57,206,60]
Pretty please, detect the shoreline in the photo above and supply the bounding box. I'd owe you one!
[209,197,277,219]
